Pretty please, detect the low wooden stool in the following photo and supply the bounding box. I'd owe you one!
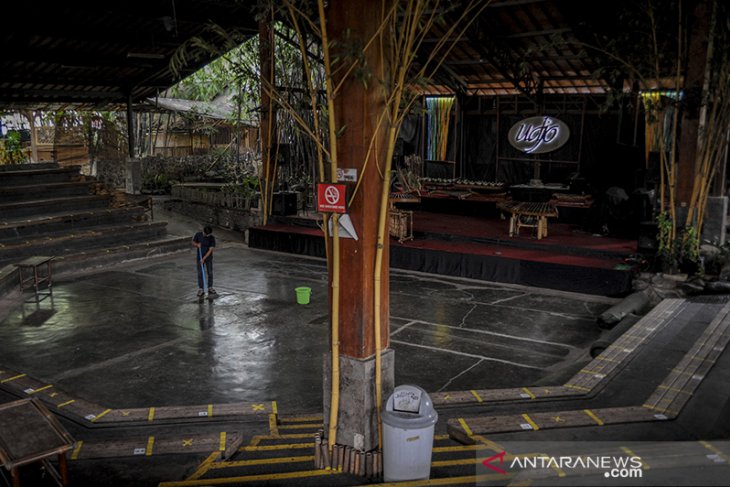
[0,398,74,487]
[14,256,54,295]
[500,202,558,240]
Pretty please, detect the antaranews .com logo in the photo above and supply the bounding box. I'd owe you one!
[476,441,730,486]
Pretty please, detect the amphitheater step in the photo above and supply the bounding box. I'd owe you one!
[0,194,112,220]
[0,165,82,186]
[0,207,146,241]
[0,181,96,203]
[0,221,170,266]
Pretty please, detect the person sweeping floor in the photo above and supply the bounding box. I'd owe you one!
[192,225,216,297]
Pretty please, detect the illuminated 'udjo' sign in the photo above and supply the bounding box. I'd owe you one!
[508,116,570,154]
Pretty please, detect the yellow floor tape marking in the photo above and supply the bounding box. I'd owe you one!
[457,418,473,437]
[434,434,450,440]
[470,390,483,403]
[252,403,265,412]
[700,441,730,463]
[1,373,26,383]
[522,413,539,431]
[219,432,226,452]
[564,384,590,392]
[207,404,213,417]
[583,409,604,426]
[147,407,155,421]
[57,400,75,408]
[122,411,130,417]
[432,458,484,467]
[278,423,323,430]
[91,409,112,423]
[28,384,53,394]
[271,401,278,415]
[521,387,536,399]
[146,436,155,457]
[279,415,323,423]
[160,468,336,486]
[70,441,83,461]
[240,443,315,452]
[182,439,193,447]
[185,452,220,481]
[212,455,315,469]
[620,447,649,470]
[268,414,279,436]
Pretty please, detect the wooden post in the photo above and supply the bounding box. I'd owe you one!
[675,0,711,208]
[126,93,135,157]
[259,14,276,225]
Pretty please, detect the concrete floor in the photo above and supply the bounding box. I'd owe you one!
[3,202,726,486]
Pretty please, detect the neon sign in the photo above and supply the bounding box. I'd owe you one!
[508,116,570,154]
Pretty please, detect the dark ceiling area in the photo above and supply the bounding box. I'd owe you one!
[0,0,682,108]
[0,1,259,108]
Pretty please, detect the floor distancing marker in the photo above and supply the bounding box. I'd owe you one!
[521,388,536,399]
[207,404,213,417]
[1,373,25,383]
[522,414,539,431]
[70,441,83,460]
[28,384,53,394]
[185,452,219,481]
[583,409,604,426]
[148,407,155,422]
[219,432,227,452]
[91,409,112,423]
[212,455,315,469]
[457,418,473,437]
[146,436,155,456]
[57,399,75,408]
[470,390,483,403]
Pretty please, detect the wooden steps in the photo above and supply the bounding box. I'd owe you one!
[446,300,730,443]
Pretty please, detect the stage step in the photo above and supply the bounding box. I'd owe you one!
[0,165,82,186]
[0,221,170,266]
[0,207,146,240]
[248,224,634,296]
[0,181,95,203]
[0,194,113,220]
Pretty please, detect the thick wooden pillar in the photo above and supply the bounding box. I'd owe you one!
[323,0,393,452]
[259,15,276,223]
[329,0,390,360]
[676,0,711,207]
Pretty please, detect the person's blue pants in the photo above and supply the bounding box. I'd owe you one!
[196,257,213,289]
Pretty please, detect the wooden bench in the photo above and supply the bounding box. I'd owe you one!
[0,398,74,487]
[499,202,558,240]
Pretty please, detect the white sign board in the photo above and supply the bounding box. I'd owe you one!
[337,168,358,182]
[393,388,422,413]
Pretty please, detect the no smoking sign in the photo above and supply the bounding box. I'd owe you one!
[317,184,347,213]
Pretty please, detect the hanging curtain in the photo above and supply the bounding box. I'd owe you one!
[426,96,455,160]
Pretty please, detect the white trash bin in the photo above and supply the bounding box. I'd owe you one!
[382,384,438,481]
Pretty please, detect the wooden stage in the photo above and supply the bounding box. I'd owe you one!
[249,209,640,296]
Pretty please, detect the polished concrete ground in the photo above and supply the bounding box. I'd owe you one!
[0,203,727,486]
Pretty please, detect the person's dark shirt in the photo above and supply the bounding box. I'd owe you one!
[193,232,216,257]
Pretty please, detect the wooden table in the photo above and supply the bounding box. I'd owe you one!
[499,202,558,240]
[14,256,54,295]
[0,398,74,487]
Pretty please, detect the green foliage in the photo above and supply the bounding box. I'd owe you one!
[0,130,27,164]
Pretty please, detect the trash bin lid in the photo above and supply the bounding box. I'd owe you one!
[382,385,438,428]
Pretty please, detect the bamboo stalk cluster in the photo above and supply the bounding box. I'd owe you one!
[314,430,383,478]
